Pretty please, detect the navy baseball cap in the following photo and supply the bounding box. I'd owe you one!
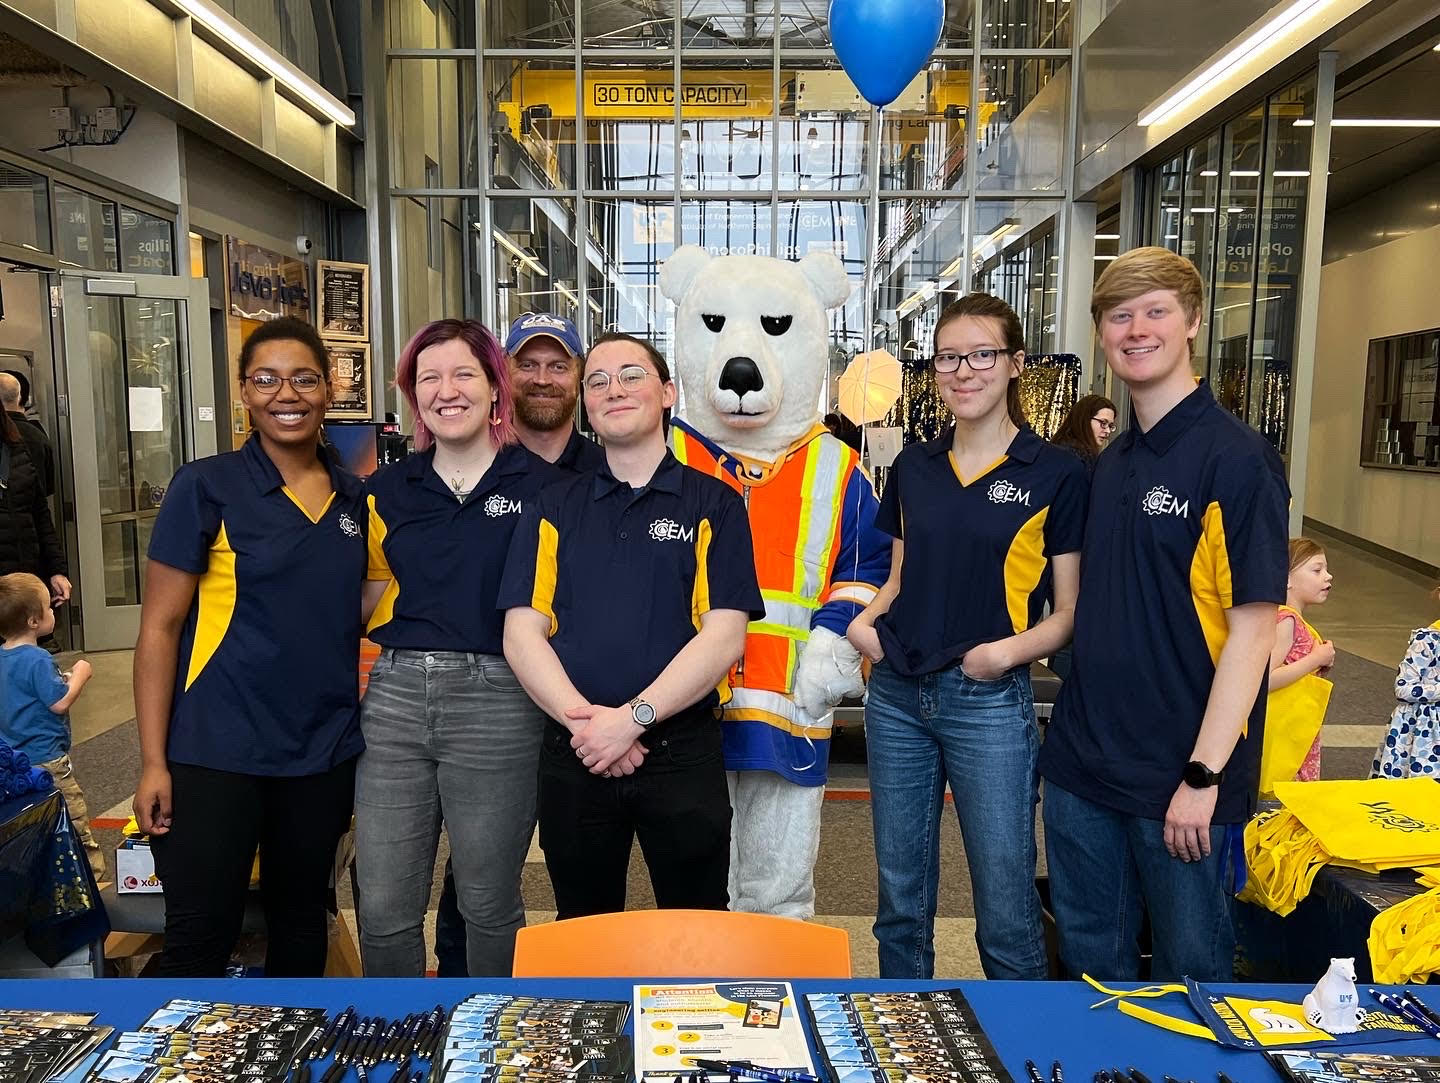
[504,312,583,358]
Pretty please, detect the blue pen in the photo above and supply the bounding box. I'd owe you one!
[694,1059,821,1083]
[1369,988,1440,1038]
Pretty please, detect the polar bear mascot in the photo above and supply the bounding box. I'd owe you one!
[659,245,891,919]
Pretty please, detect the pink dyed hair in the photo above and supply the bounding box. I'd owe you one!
[395,319,518,452]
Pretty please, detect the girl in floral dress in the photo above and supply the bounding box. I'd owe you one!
[1372,585,1440,779]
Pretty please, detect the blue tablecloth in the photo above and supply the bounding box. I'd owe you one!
[0,789,109,965]
[1,979,1438,1081]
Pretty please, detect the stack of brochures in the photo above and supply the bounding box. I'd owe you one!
[0,1010,114,1083]
[437,995,632,1083]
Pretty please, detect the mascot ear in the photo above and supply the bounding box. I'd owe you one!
[797,251,852,310]
[659,245,713,304]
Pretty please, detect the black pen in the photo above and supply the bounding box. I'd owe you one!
[386,1017,415,1062]
[1401,990,1440,1031]
[1025,1062,1045,1083]
[318,1008,356,1060]
[342,1019,373,1065]
[421,1008,447,1061]
[370,1021,397,1066]
[320,1058,347,1083]
[293,1064,312,1083]
[1163,1076,1186,1083]
[1217,1073,1238,1083]
[1129,1069,1152,1083]
[1371,989,1440,1039]
[391,1055,411,1082]
[1051,1063,1063,1083]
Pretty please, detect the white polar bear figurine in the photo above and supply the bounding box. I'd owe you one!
[1302,957,1363,1034]
[660,245,892,919]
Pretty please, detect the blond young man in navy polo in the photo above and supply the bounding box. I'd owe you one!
[1038,247,1290,982]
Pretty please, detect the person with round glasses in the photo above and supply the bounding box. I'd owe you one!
[847,293,1088,980]
[132,316,367,976]
[1051,393,1119,474]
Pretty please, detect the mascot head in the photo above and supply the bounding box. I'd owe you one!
[660,246,851,460]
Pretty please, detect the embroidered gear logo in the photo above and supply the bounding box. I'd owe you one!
[485,495,522,518]
[338,513,360,538]
[987,479,1031,507]
[648,518,695,542]
[1142,485,1190,518]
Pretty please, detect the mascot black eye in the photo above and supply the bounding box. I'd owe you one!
[702,313,726,332]
[761,315,793,336]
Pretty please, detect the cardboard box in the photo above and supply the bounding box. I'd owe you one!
[115,834,162,894]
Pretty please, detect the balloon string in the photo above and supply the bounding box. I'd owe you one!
[852,103,884,592]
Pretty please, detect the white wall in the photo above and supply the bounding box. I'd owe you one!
[1306,222,1440,566]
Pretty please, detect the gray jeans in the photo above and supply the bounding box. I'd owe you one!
[354,648,544,976]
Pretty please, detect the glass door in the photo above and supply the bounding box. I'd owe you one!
[59,272,216,650]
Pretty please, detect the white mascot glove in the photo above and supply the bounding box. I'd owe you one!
[792,626,866,718]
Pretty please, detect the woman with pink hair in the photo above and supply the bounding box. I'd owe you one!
[354,319,562,977]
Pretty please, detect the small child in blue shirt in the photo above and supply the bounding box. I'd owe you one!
[0,572,103,879]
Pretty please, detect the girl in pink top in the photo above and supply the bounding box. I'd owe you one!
[1268,538,1335,781]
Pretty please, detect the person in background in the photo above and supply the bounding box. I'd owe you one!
[0,374,53,498]
[1049,394,1117,474]
[432,312,604,976]
[356,319,559,977]
[1038,247,1290,983]
[501,332,762,916]
[1,370,44,434]
[1268,538,1335,781]
[0,572,103,878]
[822,411,864,453]
[1371,583,1440,780]
[846,293,1087,980]
[0,397,68,611]
[132,316,365,977]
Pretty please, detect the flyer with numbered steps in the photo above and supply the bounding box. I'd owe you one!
[633,983,818,1082]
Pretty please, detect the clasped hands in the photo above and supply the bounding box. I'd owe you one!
[566,703,647,777]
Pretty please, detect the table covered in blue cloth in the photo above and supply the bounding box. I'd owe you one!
[0,789,109,965]
[2,979,1438,1082]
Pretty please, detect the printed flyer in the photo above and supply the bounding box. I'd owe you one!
[633,983,817,1082]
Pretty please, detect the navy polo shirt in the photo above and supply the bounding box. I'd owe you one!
[147,437,368,777]
[1039,384,1290,825]
[366,442,563,653]
[498,450,764,719]
[874,427,1088,677]
[555,428,607,474]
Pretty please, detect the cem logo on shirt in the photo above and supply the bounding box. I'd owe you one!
[1142,485,1190,518]
[986,478,1031,507]
[338,513,361,538]
[485,494,523,517]
[648,517,695,543]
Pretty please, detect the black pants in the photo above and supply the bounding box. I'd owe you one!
[434,857,466,977]
[150,757,357,977]
[537,714,732,918]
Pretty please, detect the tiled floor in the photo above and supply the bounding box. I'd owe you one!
[61,525,1424,979]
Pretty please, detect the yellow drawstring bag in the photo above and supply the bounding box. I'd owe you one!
[1272,778,1440,865]
[1368,866,1440,984]
[1261,608,1331,797]
[1237,808,1331,916]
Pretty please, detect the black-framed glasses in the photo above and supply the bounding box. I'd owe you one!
[930,349,1009,373]
[584,365,651,394]
[244,371,325,394]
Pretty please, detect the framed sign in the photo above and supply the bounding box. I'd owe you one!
[227,237,310,320]
[317,260,369,340]
[325,339,372,419]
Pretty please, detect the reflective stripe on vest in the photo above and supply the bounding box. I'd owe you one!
[724,687,834,739]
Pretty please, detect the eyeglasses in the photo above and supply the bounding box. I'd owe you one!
[1094,418,1118,432]
[244,371,325,394]
[930,349,1009,373]
[584,365,652,394]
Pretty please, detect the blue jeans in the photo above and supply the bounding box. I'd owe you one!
[866,659,1046,980]
[354,649,544,977]
[1042,780,1234,981]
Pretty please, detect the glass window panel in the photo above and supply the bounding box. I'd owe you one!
[1177,132,1220,362]
[1150,154,1182,253]
[1208,105,1264,425]
[1361,329,1440,470]
[492,196,581,327]
[882,64,969,193]
[581,0,675,48]
[388,57,478,189]
[489,0,576,48]
[976,56,1068,191]
[682,0,777,49]
[784,60,870,191]
[981,0,1071,49]
[119,207,175,275]
[679,61,776,191]
[788,0,973,49]
[489,58,578,189]
[583,59,679,191]
[53,184,117,271]
[679,197,773,260]
[0,162,50,253]
[584,198,676,352]
[1248,75,1314,455]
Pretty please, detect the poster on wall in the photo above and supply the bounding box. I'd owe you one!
[227,237,311,321]
[325,339,371,419]
[317,260,369,340]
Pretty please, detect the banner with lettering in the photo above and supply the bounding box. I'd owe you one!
[227,237,310,322]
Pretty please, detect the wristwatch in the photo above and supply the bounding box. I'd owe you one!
[629,698,657,728]
[1182,760,1225,789]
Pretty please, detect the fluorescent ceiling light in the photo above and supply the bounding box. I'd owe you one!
[1164,234,1179,240]
[1095,233,1120,240]
[1200,170,1218,177]
[1230,170,1260,177]
[939,255,965,279]
[1274,170,1311,177]
[169,0,354,126]
[1191,207,1216,213]
[1297,117,1440,127]
[555,282,579,307]
[1137,0,1342,127]
[493,229,549,277]
[1227,207,1244,213]
[1094,255,1119,261]
[896,281,936,318]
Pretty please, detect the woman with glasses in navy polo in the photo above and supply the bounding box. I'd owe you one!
[132,317,367,977]
[354,319,560,978]
[847,293,1088,980]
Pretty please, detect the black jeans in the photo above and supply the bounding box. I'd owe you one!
[150,757,357,977]
[434,857,467,977]
[538,713,732,918]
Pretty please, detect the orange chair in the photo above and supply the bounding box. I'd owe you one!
[512,910,852,977]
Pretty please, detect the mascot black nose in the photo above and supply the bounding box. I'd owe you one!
[719,356,764,397]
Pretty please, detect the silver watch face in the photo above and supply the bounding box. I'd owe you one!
[632,701,657,726]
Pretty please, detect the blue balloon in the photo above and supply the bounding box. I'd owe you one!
[828,0,944,109]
